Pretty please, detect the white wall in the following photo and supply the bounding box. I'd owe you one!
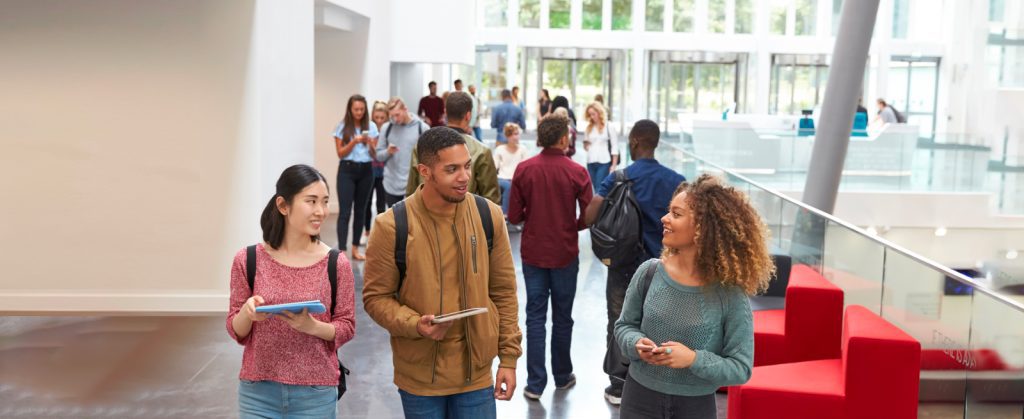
[389,0,476,65]
[0,0,315,313]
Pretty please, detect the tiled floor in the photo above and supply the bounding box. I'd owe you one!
[0,215,1016,418]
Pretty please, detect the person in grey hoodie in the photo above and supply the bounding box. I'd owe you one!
[376,97,430,207]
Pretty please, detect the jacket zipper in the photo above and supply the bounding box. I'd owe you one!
[452,222,473,383]
[431,218,444,385]
[471,235,478,274]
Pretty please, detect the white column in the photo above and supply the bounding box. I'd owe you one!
[696,0,709,33]
[507,42,519,91]
[571,0,583,30]
[510,0,520,28]
[603,0,612,30]
[540,0,551,28]
[665,0,674,32]
[726,0,736,34]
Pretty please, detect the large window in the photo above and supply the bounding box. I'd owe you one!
[769,0,817,36]
[550,0,571,28]
[673,0,694,32]
[520,0,540,28]
[613,0,633,30]
[648,51,744,133]
[987,0,1024,87]
[770,54,829,115]
[475,46,508,118]
[482,0,508,27]
[735,0,754,33]
[708,0,726,33]
[646,0,665,31]
[891,0,944,40]
[583,0,604,30]
[770,0,788,34]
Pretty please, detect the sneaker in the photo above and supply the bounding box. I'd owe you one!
[523,389,541,401]
[604,385,622,406]
[555,374,576,390]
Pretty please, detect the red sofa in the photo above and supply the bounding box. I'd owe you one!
[728,305,922,419]
[753,264,844,366]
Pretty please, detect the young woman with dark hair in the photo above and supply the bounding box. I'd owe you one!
[332,94,379,260]
[227,164,356,418]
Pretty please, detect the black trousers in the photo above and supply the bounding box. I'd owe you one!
[604,256,645,389]
[384,192,405,208]
[336,161,373,250]
[620,374,716,419]
[364,176,385,231]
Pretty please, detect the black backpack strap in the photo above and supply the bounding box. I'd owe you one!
[639,260,659,311]
[246,245,257,293]
[328,248,339,315]
[394,200,409,288]
[473,195,494,252]
[385,124,392,143]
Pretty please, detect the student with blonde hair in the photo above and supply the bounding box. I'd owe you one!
[495,123,529,218]
[582,101,619,188]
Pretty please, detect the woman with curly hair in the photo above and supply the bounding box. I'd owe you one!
[614,174,774,418]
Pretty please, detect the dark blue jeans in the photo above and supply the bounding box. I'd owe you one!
[523,258,579,394]
[587,162,611,191]
[398,386,496,419]
[472,126,483,141]
[498,178,512,216]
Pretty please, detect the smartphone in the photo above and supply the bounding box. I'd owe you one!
[637,343,658,352]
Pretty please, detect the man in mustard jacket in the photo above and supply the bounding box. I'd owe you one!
[364,126,522,418]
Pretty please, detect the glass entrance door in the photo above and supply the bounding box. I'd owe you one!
[888,56,940,139]
[540,58,611,120]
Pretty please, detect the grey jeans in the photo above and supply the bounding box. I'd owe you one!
[620,374,716,419]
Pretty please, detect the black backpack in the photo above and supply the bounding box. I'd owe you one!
[245,245,350,400]
[591,170,645,268]
[392,195,493,285]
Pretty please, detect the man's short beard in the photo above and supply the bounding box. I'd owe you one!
[441,192,467,203]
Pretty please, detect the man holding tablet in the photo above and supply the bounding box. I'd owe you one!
[363,127,522,419]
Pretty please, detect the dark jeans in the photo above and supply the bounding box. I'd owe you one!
[472,126,482,141]
[587,162,611,191]
[604,257,645,390]
[620,374,716,419]
[385,192,405,208]
[364,176,385,231]
[523,258,579,395]
[336,161,373,250]
[497,178,512,216]
[398,387,496,419]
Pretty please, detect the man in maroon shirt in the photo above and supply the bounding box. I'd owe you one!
[418,81,445,127]
[508,114,592,400]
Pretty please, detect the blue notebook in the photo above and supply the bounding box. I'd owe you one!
[254,300,327,314]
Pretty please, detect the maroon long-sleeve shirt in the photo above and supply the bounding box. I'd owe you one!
[508,148,593,268]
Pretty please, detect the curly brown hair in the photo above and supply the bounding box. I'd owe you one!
[664,174,775,296]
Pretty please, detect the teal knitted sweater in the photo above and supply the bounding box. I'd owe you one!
[614,259,754,396]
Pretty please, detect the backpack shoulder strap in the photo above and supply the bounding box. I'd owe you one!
[614,169,628,183]
[639,260,659,311]
[328,248,339,316]
[394,200,409,287]
[385,124,393,143]
[246,245,257,293]
[473,195,494,253]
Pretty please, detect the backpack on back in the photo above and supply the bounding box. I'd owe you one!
[591,170,645,268]
[392,194,494,286]
[245,245,350,399]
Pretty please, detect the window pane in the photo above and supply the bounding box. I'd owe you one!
[795,0,817,36]
[646,0,664,31]
[583,0,603,30]
[543,60,572,100]
[770,0,788,35]
[520,0,540,28]
[483,0,508,27]
[792,65,818,112]
[908,61,937,113]
[735,0,753,33]
[673,0,694,32]
[550,0,571,29]
[892,0,909,38]
[708,0,726,33]
[612,0,633,30]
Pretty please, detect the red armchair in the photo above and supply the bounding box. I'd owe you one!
[753,264,844,366]
[728,305,922,419]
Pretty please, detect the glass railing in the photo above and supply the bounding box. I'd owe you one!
[654,144,1024,418]
[671,122,1024,214]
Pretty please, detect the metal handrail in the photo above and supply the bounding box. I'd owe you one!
[664,144,1024,313]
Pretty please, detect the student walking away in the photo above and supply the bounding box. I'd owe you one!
[363,100,390,244]
[537,89,553,122]
[406,91,501,205]
[582,101,620,190]
[227,164,356,419]
[418,81,445,128]
[584,119,686,405]
[469,84,484,140]
[490,89,526,145]
[508,114,593,400]
[494,123,529,222]
[376,97,430,208]
[363,127,523,419]
[332,95,379,261]
[549,107,578,158]
[550,96,578,157]
[614,175,774,419]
